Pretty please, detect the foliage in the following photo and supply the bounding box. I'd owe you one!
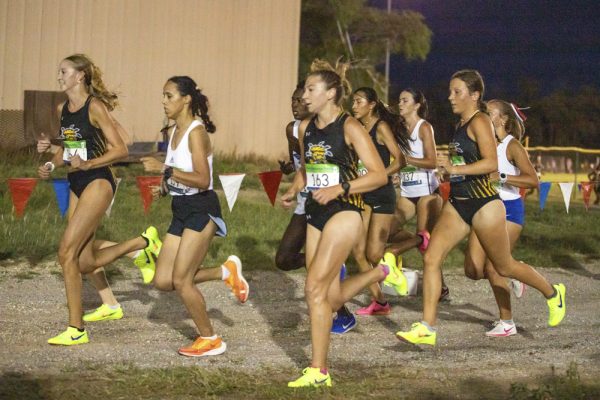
[300,0,432,98]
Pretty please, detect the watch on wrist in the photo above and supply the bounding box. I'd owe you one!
[164,166,174,180]
[499,172,508,184]
[341,181,351,197]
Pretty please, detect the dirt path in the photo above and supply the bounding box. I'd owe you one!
[1,258,599,396]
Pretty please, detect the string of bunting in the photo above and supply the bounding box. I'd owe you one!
[3,176,598,218]
[3,170,284,218]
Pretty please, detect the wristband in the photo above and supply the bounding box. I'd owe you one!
[499,172,508,184]
[44,162,55,172]
[163,166,174,180]
[341,181,351,197]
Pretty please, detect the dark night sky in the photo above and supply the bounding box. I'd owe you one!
[371,0,600,99]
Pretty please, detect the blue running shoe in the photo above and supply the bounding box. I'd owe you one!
[340,263,347,281]
[331,312,356,334]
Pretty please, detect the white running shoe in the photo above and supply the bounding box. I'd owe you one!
[486,320,517,337]
[510,279,526,299]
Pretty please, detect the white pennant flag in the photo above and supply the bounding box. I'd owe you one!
[558,182,574,213]
[105,178,122,217]
[219,174,245,211]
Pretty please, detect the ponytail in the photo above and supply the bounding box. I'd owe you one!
[167,76,216,133]
[64,54,119,111]
[308,58,352,105]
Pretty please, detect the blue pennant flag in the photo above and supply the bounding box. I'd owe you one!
[538,181,552,211]
[52,179,70,217]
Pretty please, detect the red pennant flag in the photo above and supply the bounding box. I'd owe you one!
[136,176,162,214]
[581,181,593,210]
[439,181,450,202]
[519,187,527,199]
[258,171,283,206]
[7,178,38,217]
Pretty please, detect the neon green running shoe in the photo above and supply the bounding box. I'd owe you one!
[142,226,162,258]
[547,283,566,327]
[48,326,89,346]
[83,304,124,322]
[396,322,437,346]
[133,249,156,284]
[382,253,408,296]
[288,367,332,388]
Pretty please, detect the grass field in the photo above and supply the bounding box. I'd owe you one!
[1,149,598,270]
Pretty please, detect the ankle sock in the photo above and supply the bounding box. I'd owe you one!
[420,321,436,332]
[221,265,230,280]
[376,300,388,307]
[200,334,218,340]
[107,303,120,310]
[501,319,514,325]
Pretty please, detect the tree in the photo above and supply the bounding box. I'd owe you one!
[300,0,432,100]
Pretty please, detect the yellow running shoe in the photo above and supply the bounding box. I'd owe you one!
[83,304,124,322]
[133,249,156,284]
[222,255,249,303]
[47,326,89,346]
[288,367,332,388]
[142,226,162,258]
[396,322,436,346]
[547,283,566,327]
[382,253,408,296]
[178,336,227,357]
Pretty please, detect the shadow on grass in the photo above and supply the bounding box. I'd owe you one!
[552,254,600,280]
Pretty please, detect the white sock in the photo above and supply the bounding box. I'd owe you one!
[221,265,230,280]
[133,250,141,258]
[107,303,120,310]
[201,334,218,340]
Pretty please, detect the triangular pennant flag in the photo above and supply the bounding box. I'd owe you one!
[577,183,582,193]
[136,176,162,214]
[558,182,574,213]
[7,178,38,217]
[257,170,283,206]
[52,179,70,217]
[439,181,450,202]
[519,187,527,199]
[538,182,551,210]
[581,181,593,210]
[218,174,245,211]
[106,178,122,217]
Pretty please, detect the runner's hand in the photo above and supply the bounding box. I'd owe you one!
[281,190,296,209]
[140,157,164,173]
[278,159,295,175]
[69,155,90,170]
[312,185,343,205]
[37,133,51,153]
[38,164,51,179]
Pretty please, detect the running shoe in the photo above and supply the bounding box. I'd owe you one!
[356,300,391,316]
[83,304,123,322]
[331,313,356,334]
[510,279,527,299]
[288,367,332,388]
[485,320,517,337]
[47,326,89,346]
[547,283,566,327]
[133,249,156,284]
[381,253,408,296]
[178,336,227,357]
[141,226,162,258]
[223,255,250,303]
[396,322,436,346]
[416,230,430,254]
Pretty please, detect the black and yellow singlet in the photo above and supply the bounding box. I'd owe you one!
[448,112,497,199]
[59,95,109,162]
[303,112,363,209]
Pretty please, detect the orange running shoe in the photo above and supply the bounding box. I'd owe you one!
[178,336,227,357]
[222,255,249,303]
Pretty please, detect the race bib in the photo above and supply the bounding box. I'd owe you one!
[356,160,367,176]
[449,155,466,183]
[305,163,340,190]
[63,140,87,163]
[400,165,422,187]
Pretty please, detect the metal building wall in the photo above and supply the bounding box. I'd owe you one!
[0,0,300,158]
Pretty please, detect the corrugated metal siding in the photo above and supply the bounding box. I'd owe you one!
[0,0,300,158]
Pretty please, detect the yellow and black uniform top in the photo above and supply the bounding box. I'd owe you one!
[303,112,363,209]
[449,112,498,199]
[59,95,109,161]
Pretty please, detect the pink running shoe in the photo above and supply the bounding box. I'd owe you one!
[417,230,430,254]
[356,300,391,316]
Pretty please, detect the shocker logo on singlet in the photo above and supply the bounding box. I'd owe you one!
[305,141,333,164]
[58,125,83,141]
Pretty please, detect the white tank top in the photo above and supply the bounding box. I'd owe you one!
[165,119,213,196]
[497,135,521,200]
[400,119,439,198]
